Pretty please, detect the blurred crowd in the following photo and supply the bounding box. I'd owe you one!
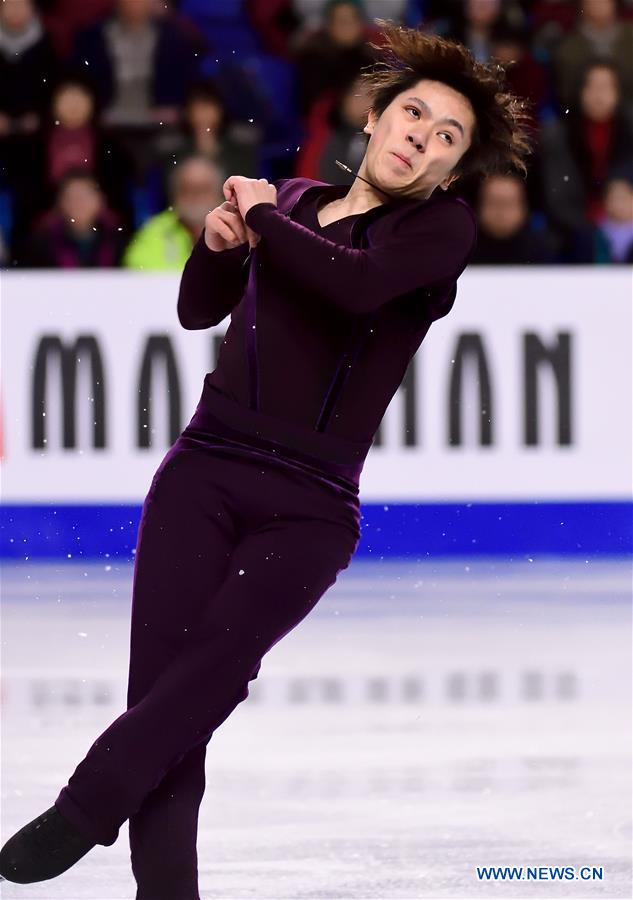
[1,0,632,270]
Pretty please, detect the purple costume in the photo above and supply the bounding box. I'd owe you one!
[54,177,477,898]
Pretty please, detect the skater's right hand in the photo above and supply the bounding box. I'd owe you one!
[204,200,260,252]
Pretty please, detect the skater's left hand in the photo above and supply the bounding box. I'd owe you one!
[222,175,277,221]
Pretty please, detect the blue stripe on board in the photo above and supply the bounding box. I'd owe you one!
[1,502,631,558]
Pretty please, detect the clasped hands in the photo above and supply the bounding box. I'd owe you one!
[204,175,277,252]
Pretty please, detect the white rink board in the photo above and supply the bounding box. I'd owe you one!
[0,266,631,503]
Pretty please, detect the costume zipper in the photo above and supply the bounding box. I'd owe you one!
[242,246,259,411]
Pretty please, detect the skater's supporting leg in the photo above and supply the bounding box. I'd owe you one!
[123,450,241,897]
[128,743,207,900]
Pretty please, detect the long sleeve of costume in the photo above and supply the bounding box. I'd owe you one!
[244,199,477,315]
[175,181,478,481]
[177,230,250,329]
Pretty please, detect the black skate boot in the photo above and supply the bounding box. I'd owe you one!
[0,803,96,883]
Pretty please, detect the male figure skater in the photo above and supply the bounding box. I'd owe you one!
[0,22,532,895]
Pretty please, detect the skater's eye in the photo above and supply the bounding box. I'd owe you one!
[405,106,455,144]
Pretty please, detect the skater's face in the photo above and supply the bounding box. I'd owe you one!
[361,79,475,199]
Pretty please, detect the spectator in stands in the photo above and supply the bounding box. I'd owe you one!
[316,75,373,184]
[488,19,547,213]
[292,0,409,31]
[553,0,633,109]
[252,0,407,55]
[22,168,124,267]
[123,155,223,270]
[292,0,377,117]
[540,59,633,237]
[153,79,259,190]
[246,0,303,58]
[37,0,115,60]
[41,77,133,226]
[489,21,549,125]
[444,0,520,64]
[71,0,201,128]
[528,0,579,61]
[47,78,100,184]
[597,170,633,263]
[470,174,559,264]
[68,0,205,226]
[0,0,56,132]
[0,0,57,263]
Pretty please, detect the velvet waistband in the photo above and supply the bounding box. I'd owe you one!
[183,378,372,494]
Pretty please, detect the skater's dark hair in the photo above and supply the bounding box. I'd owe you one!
[359,20,535,182]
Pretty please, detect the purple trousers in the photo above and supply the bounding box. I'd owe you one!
[54,433,361,899]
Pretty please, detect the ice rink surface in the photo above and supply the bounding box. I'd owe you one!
[1,556,631,899]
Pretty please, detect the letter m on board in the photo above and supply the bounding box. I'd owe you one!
[32,335,106,449]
